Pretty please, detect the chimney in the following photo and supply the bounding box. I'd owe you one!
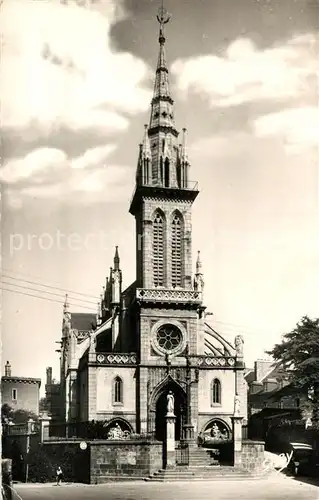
[5,361,11,377]
[46,367,52,385]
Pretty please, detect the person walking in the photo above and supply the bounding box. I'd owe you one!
[56,466,63,486]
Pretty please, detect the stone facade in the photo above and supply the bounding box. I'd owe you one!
[49,11,248,452]
[90,441,162,482]
[241,440,265,473]
[1,361,41,415]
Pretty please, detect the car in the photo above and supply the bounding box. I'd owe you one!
[286,442,316,476]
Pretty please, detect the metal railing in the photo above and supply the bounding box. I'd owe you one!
[176,441,189,465]
[130,179,199,207]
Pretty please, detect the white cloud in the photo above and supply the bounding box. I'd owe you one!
[71,145,117,169]
[0,148,67,184]
[1,0,151,131]
[253,106,319,153]
[171,34,318,108]
[1,144,131,208]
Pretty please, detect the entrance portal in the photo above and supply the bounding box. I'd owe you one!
[155,383,186,441]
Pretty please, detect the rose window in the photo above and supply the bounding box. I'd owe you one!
[156,324,182,352]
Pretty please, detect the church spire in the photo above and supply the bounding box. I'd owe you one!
[148,3,177,137]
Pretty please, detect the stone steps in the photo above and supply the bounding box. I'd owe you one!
[145,466,264,482]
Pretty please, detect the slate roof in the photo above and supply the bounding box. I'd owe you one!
[70,313,96,331]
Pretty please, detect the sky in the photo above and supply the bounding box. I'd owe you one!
[1,0,319,392]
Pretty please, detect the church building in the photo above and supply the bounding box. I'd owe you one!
[56,8,247,445]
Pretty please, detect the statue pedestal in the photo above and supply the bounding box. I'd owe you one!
[231,416,244,467]
[165,413,176,469]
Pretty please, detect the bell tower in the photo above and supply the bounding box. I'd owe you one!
[130,6,199,293]
[129,4,204,434]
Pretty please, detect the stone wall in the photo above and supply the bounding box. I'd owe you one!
[36,441,90,483]
[90,440,163,483]
[241,440,265,473]
[1,379,40,415]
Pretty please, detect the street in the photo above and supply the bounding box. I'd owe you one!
[13,475,319,500]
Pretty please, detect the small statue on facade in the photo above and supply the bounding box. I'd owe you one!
[234,395,241,416]
[167,391,175,415]
[107,423,123,440]
[234,335,244,357]
[210,422,229,441]
[211,423,221,439]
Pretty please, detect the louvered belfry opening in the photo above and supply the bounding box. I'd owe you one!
[171,212,183,287]
[153,211,165,287]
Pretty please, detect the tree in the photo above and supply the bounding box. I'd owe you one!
[39,397,49,413]
[1,404,39,424]
[267,316,319,421]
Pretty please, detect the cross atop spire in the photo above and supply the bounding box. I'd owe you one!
[156,1,171,45]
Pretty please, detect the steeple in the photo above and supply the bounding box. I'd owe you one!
[114,245,120,270]
[148,4,176,135]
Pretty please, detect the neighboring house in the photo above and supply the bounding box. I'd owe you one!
[245,359,304,440]
[47,15,248,444]
[1,361,41,416]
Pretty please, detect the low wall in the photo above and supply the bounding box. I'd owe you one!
[26,439,162,483]
[241,440,265,472]
[90,440,163,483]
[20,441,91,483]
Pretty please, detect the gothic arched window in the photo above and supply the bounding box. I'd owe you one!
[114,376,123,404]
[153,210,165,287]
[171,211,183,287]
[211,378,221,405]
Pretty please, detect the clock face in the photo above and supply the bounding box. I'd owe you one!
[156,324,183,353]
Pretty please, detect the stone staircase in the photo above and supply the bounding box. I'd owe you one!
[145,466,262,482]
[145,446,266,482]
[183,446,216,467]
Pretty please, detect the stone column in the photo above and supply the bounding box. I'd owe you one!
[231,416,244,468]
[165,413,176,469]
[39,414,52,443]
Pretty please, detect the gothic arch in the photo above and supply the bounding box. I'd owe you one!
[104,417,134,433]
[149,375,187,441]
[151,207,166,222]
[201,418,231,437]
[149,375,186,412]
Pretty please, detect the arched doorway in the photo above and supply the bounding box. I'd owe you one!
[153,380,186,441]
